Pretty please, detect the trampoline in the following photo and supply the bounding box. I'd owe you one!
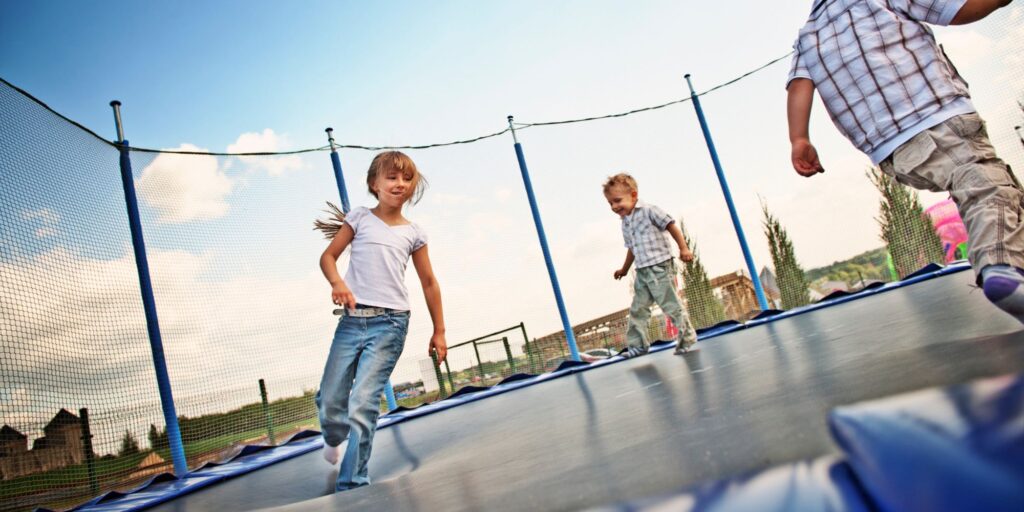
[83,266,1024,511]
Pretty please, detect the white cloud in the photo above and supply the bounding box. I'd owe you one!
[936,30,994,69]
[21,208,60,238]
[21,208,59,224]
[429,192,480,207]
[991,13,1023,83]
[0,246,333,453]
[226,129,304,176]
[137,144,233,223]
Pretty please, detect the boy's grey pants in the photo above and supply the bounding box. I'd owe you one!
[626,260,697,349]
[879,113,1024,280]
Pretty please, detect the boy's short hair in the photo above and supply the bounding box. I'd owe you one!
[603,173,637,194]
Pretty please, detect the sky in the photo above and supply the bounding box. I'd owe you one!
[2,1,1023,451]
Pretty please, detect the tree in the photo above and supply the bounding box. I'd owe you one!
[868,168,945,278]
[679,220,726,328]
[119,430,141,456]
[148,424,168,451]
[762,203,811,309]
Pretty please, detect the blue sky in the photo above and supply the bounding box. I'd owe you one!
[2,1,805,150]
[2,1,1023,444]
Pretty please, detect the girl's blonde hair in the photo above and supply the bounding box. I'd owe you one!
[602,173,637,194]
[367,151,427,205]
[313,151,429,239]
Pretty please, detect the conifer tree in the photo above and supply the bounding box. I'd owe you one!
[868,168,945,278]
[762,204,811,309]
[679,221,726,328]
[119,430,140,456]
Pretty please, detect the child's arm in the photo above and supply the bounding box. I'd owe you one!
[320,223,357,309]
[666,222,695,263]
[787,78,825,177]
[951,0,1011,25]
[412,245,448,365]
[614,249,635,280]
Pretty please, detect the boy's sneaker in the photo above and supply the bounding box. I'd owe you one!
[981,265,1024,323]
[674,339,697,355]
[622,346,648,358]
[323,442,342,465]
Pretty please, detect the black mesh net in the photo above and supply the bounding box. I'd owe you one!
[1,8,1023,511]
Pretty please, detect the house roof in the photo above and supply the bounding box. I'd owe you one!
[0,425,27,441]
[45,409,79,430]
[710,270,750,288]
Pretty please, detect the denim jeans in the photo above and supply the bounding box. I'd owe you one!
[626,260,697,350]
[316,309,409,491]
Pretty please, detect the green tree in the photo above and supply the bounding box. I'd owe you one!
[868,168,945,278]
[762,203,811,309]
[679,221,726,328]
[119,430,140,456]
[148,424,168,451]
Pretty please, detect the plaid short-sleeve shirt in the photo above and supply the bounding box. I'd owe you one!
[788,0,974,164]
[621,201,676,269]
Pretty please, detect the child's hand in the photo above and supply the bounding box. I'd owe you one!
[331,282,356,309]
[429,334,447,365]
[679,248,695,263]
[791,138,825,177]
[613,268,628,280]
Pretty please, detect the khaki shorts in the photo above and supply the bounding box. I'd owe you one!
[879,113,1024,278]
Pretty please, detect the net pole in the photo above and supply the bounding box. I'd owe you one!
[472,341,485,380]
[324,128,399,411]
[507,115,581,362]
[683,75,770,311]
[325,127,352,212]
[502,336,516,373]
[258,379,276,445]
[109,101,188,477]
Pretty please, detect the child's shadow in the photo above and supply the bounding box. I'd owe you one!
[323,466,339,495]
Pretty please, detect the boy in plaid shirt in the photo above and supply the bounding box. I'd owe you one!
[786,0,1023,321]
[604,173,698,356]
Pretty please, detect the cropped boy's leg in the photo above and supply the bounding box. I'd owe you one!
[649,262,698,353]
[336,313,408,492]
[625,267,655,356]
[316,317,362,462]
[882,113,1024,320]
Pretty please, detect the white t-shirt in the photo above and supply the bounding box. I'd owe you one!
[343,206,428,311]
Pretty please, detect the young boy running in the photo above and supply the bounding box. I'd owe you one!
[786,0,1023,321]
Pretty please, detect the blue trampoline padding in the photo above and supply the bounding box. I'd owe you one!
[73,434,324,512]
[902,262,945,280]
[495,372,537,385]
[696,319,742,335]
[829,373,1024,512]
[598,456,873,512]
[750,309,785,320]
[553,359,591,372]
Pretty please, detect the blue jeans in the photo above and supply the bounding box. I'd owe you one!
[316,308,409,491]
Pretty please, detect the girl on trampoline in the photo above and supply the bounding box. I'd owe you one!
[313,151,448,492]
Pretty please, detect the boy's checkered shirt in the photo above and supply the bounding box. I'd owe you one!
[787,0,973,164]
[621,201,676,269]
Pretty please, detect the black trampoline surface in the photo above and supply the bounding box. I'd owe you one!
[149,270,1024,512]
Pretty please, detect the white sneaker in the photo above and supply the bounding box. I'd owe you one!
[323,443,342,465]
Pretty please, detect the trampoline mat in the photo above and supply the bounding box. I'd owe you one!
[147,269,1024,512]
